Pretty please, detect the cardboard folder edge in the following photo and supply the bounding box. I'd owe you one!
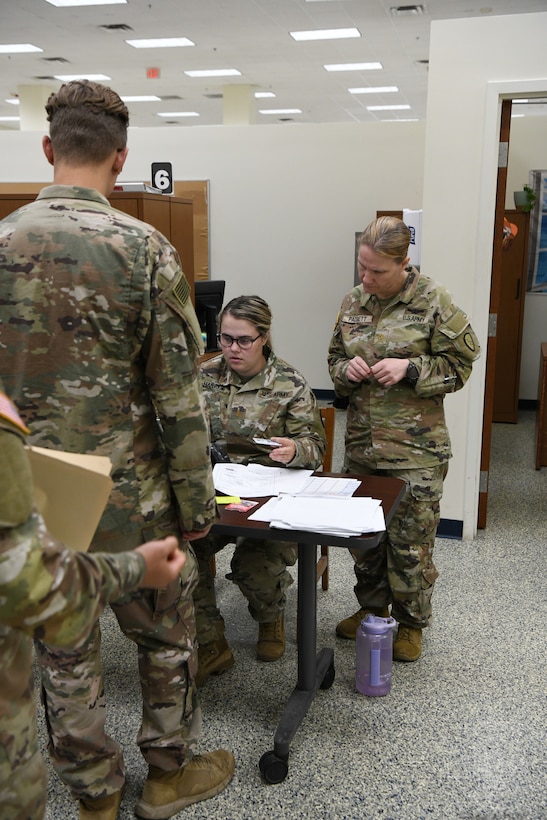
[27,447,113,552]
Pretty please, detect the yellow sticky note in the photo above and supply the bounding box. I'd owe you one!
[216,495,241,504]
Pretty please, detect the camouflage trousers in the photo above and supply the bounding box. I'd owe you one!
[193,533,297,645]
[36,541,201,803]
[0,630,48,820]
[344,460,449,628]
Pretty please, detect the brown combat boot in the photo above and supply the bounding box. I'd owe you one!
[195,636,234,687]
[79,789,123,819]
[257,613,285,661]
[393,624,422,661]
[335,607,391,640]
[135,750,235,819]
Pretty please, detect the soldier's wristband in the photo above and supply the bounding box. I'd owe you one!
[406,361,419,385]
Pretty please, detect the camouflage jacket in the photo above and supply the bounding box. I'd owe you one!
[0,506,146,788]
[0,186,216,548]
[328,269,480,469]
[0,396,146,783]
[200,351,326,468]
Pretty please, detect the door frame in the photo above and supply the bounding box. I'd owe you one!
[465,79,547,535]
[477,98,512,528]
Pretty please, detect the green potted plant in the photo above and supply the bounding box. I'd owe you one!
[513,184,537,212]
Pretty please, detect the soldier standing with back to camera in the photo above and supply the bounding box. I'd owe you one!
[0,80,234,819]
[328,216,480,662]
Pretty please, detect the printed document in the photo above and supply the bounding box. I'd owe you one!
[212,463,360,499]
[249,495,385,537]
[213,463,313,497]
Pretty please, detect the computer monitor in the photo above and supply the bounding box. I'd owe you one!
[194,280,226,352]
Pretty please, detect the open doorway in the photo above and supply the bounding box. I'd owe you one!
[478,90,546,528]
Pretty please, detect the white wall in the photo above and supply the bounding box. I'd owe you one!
[506,116,547,208]
[506,117,547,400]
[0,121,426,388]
[422,11,547,537]
[1,10,546,537]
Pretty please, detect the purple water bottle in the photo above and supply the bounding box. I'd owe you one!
[355,614,397,696]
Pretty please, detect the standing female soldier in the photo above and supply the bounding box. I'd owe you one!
[194,295,326,685]
[328,217,480,661]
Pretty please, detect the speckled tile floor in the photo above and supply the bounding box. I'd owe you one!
[40,410,546,820]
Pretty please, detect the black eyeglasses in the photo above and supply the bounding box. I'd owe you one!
[217,332,261,350]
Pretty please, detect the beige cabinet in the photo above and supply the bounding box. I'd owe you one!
[0,190,195,298]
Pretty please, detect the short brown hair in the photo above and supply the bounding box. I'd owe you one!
[45,80,129,165]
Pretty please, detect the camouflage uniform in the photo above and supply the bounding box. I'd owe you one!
[328,269,480,627]
[0,186,216,801]
[194,351,326,642]
[0,388,145,820]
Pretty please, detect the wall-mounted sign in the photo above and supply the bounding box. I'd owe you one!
[151,162,173,195]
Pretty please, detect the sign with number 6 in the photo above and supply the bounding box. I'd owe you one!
[151,162,173,194]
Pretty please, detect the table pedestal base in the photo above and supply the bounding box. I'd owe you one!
[258,544,336,783]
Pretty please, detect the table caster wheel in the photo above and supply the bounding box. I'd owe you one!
[320,661,335,690]
[259,750,289,784]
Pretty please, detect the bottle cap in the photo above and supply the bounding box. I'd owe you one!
[360,614,397,634]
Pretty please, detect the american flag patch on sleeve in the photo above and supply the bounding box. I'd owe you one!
[0,391,30,435]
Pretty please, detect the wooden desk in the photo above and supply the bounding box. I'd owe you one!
[211,472,406,783]
[199,349,220,364]
[536,342,547,469]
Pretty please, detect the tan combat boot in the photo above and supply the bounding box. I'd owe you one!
[257,613,285,661]
[195,636,234,687]
[393,624,422,661]
[79,789,123,819]
[335,607,391,640]
[135,750,235,819]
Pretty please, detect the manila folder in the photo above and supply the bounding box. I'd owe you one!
[27,446,113,552]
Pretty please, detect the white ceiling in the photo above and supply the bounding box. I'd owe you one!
[1,0,547,129]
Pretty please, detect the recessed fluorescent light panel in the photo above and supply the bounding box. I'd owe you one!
[0,116,20,121]
[0,44,43,53]
[5,98,20,105]
[255,92,276,98]
[157,111,199,117]
[184,69,241,78]
[259,109,302,115]
[367,104,410,111]
[126,38,194,48]
[349,86,399,94]
[121,96,161,102]
[44,0,127,6]
[290,28,360,41]
[324,62,382,72]
[54,74,111,81]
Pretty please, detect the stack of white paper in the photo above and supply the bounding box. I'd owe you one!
[299,475,360,497]
[213,463,313,497]
[249,495,385,537]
